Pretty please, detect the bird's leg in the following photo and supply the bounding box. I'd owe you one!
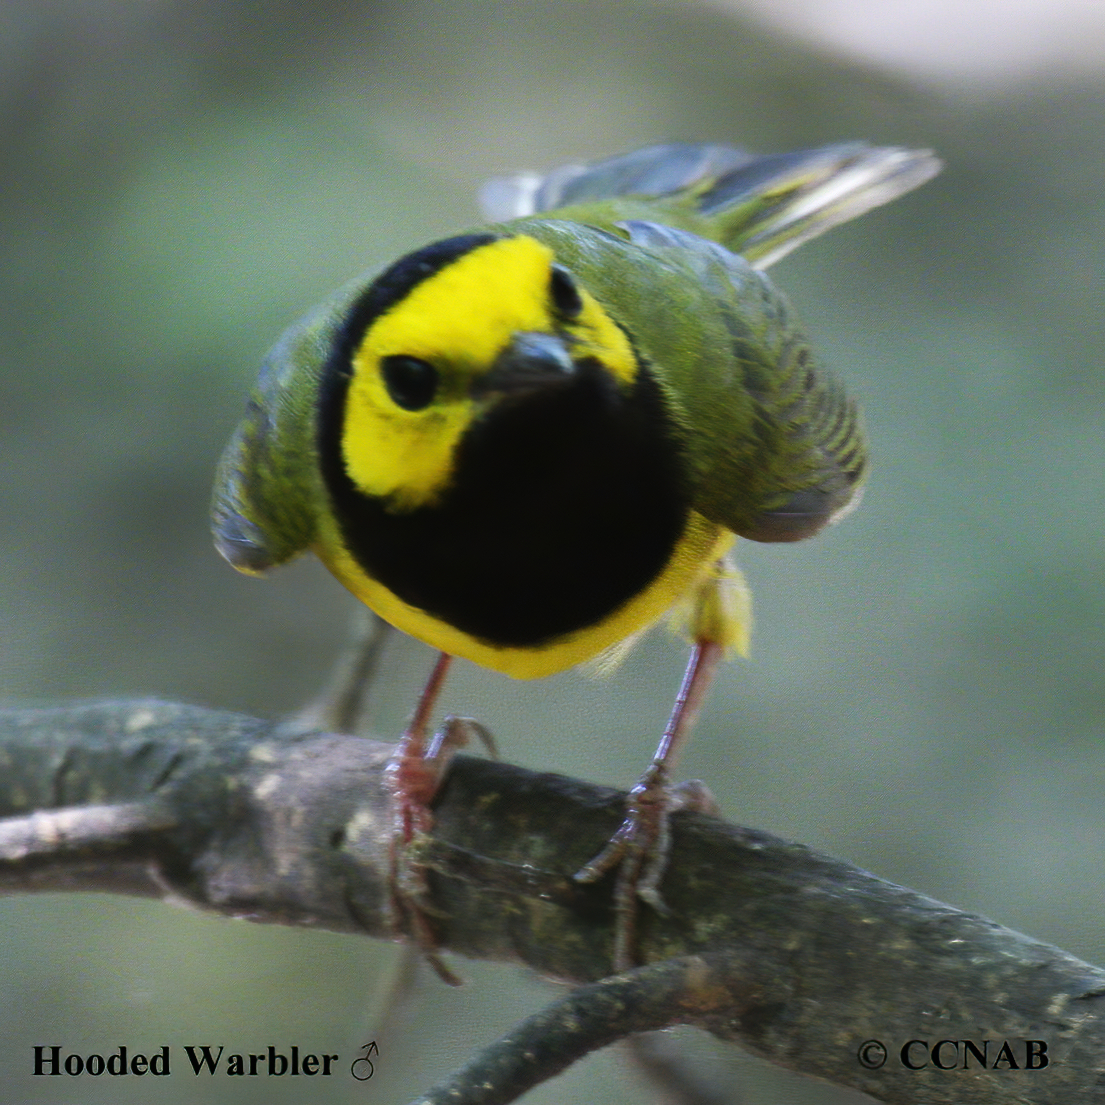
[386,652,453,843]
[575,637,724,971]
[383,652,494,985]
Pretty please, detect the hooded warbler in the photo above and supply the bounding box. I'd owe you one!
[213,141,940,967]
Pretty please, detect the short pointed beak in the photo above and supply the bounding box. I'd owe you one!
[475,332,576,396]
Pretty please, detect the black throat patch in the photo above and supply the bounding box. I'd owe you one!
[320,342,690,648]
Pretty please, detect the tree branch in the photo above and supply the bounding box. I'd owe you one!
[2,698,1104,1103]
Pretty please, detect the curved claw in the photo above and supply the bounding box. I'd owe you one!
[427,715,499,762]
[574,769,719,967]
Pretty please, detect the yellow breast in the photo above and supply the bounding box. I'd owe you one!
[313,509,735,679]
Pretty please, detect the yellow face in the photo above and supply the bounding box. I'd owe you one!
[340,235,637,511]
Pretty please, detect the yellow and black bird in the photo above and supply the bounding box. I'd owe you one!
[213,141,939,967]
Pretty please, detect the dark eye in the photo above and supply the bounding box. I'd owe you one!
[381,354,438,411]
[549,265,583,319]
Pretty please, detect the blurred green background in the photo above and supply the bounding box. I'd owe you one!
[2,0,1103,1102]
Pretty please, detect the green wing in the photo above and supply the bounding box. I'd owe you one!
[620,220,867,542]
[212,296,345,572]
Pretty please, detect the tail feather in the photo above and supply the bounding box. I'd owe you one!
[698,143,942,266]
[481,141,940,268]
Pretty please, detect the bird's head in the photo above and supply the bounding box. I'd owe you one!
[333,233,638,511]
